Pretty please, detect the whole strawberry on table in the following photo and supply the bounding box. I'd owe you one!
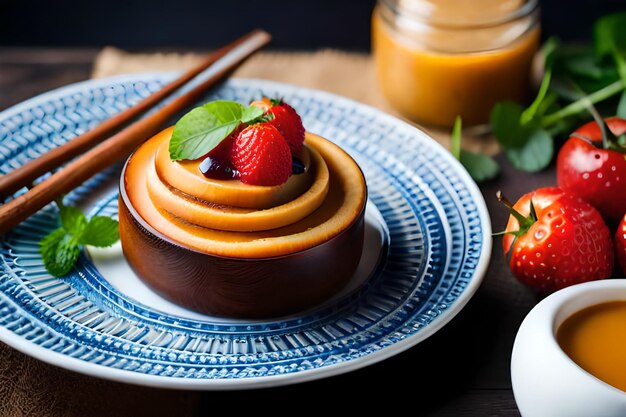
[499,187,614,294]
[557,117,626,221]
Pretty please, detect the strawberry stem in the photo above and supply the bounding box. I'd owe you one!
[270,98,283,106]
[587,108,626,153]
[541,80,625,127]
[586,102,612,150]
[529,200,538,222]
[563,80,626,153]
[570,133,595,145]
[496,191,537,233]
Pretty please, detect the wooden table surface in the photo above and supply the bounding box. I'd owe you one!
[0,47,550,417]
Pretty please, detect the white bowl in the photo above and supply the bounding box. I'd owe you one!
[512,279,626,417]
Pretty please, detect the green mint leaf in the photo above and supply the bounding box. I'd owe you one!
[595,13,626,57]
[552,45,620,92]
[521,38,559,125]
[491,102,536,148]
[505,128,553,172]
[450,116,462,160]
[241,105,264,123]
[541,37,560,69]
[618,90,626,118]
[201,100,245,119]
[80,216,120,247]
[40,228,81,277]
[536,91,559,118]
[59,202,87,237]
[561,53,606,79]
[459,151,500,182]
[450,116,499,182]
[594,13,626,83]
[169,101,245,161]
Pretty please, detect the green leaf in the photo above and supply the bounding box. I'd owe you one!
[536,91,560,117]
[169,101,245,161]
[595,13,626,83]
[595,13,626,58]
[505,128,553,172]
[241,105,264,123]
[618,90,626,118]
[40,228,81,277]
[521,38,559,125]
[59,202,87,237]
[450,115,461,160]
[541,80,625,127]
[491,102,537,148]
[80,216,119,247]
[459,151,500,182]
[450,115,499,182]
[564,54,608,80]
[553,45,620,93]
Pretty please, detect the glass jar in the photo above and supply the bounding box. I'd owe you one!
[372,0,540,128]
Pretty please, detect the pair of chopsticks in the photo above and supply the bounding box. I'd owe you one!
[0,29,271,235]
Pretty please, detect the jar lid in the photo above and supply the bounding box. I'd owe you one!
[377,0,540,53]
[382,0,538,28]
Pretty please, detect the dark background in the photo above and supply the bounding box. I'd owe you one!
[1,0,625,49]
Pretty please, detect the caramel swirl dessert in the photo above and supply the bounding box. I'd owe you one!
[119,98,367,317]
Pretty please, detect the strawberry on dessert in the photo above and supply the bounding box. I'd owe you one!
[251,97,305,156]
[231,123,292,186]
[169,99,305,187]
[204,125,242,162]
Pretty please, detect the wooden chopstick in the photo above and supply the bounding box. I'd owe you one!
[0,29,269,200]
[0,29,271,235]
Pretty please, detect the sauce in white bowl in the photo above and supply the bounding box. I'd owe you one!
[511,279,626,417]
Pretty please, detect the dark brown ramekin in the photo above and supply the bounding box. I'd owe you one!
[118,166,365,319]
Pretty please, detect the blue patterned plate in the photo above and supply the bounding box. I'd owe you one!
[0,74,491,389]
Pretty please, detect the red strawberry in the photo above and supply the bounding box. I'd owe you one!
[231,123,292,186]
[617,214,626,274]
[500,187,613,294]
[203,124,242,162]
[556,117,626,221]
[251,97,305,156]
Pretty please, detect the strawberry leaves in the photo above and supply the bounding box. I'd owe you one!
[490,39,558,173]
[169,100,269,161]
[490,13,626,173]
[451,116,500,182]
[594,12,626,85]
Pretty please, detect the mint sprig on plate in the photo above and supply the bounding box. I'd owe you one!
[40,199,119,277]
[169,100,268,161]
